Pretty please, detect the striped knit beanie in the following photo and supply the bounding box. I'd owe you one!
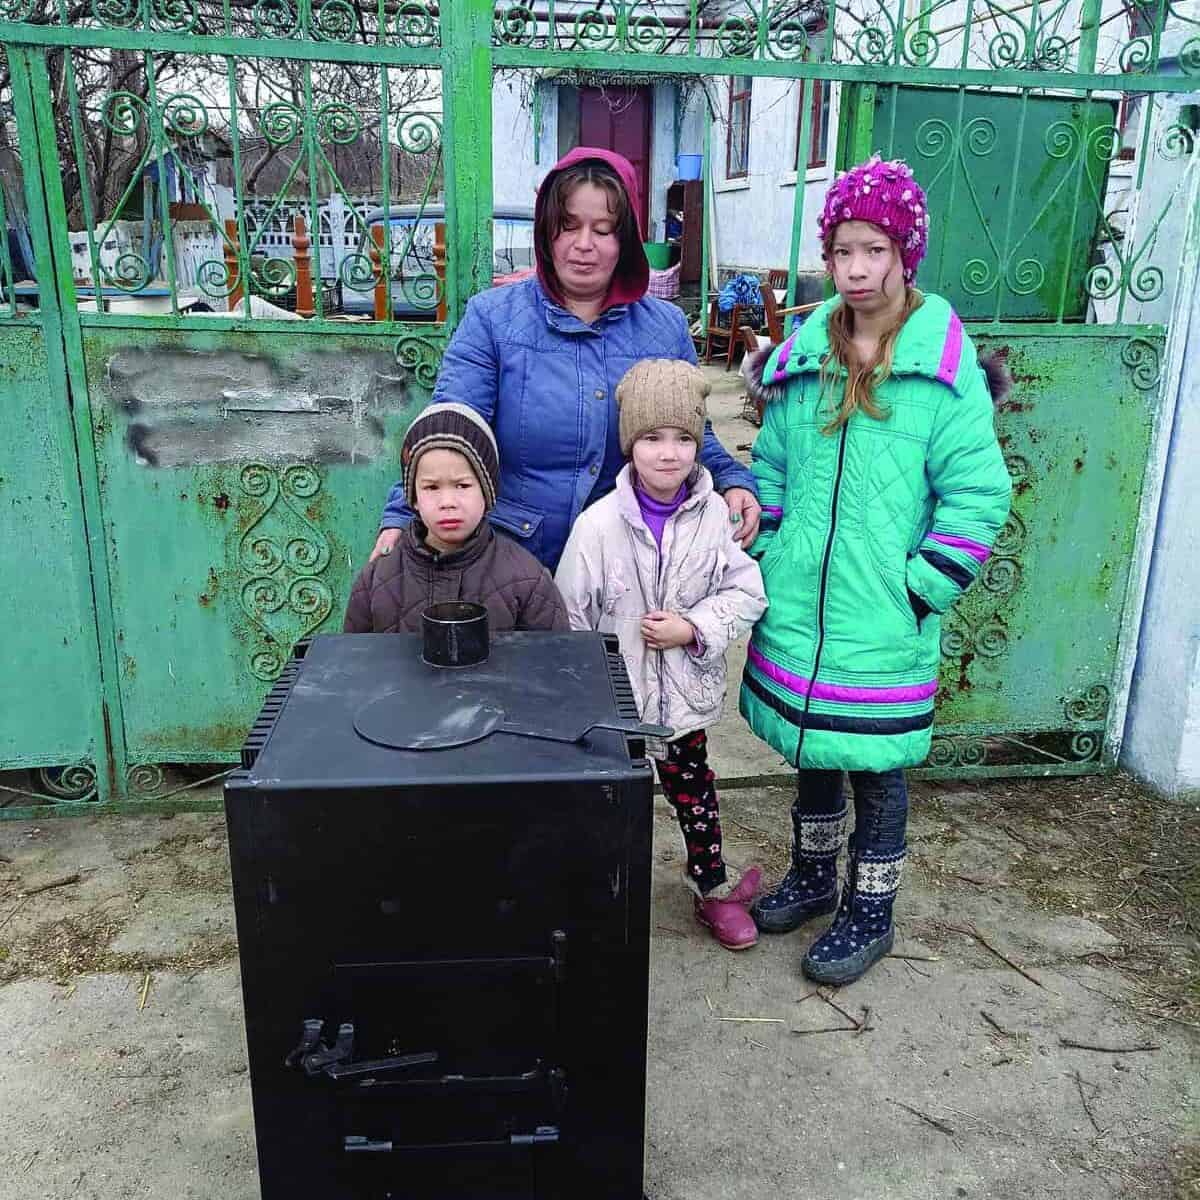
[401,402,500,511]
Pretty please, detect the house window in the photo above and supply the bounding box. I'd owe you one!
[795,32,831,171]
[726,75,752,179]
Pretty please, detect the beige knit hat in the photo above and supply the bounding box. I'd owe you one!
[616,359,710,456]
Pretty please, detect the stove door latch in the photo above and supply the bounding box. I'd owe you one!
[284,1019,355,1077]
[286,1019,439,1081]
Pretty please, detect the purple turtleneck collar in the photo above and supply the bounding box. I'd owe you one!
[634,477,688,549]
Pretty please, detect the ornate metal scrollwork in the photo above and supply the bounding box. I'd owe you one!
[237,463,333,681]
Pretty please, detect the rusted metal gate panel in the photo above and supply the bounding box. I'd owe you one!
[80,327,429,766]
[1,0,1198,813]
[928,330,1163,774]
[1,324,106,778]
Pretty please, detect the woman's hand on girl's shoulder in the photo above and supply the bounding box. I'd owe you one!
[722,487,761,547]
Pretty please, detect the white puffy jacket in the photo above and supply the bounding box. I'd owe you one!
[555,464,767,740]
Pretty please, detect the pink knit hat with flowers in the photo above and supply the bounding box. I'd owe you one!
[817,155,929,284]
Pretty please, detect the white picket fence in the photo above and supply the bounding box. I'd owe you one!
[67,192,385,292]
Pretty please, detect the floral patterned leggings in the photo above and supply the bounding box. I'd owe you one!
[655,729,726,896]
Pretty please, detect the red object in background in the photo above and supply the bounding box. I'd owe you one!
[579,86,652,236]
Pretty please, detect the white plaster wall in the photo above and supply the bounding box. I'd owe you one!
[1122,268,1200,798]
[491,76,556,209]
[707,74,837,278]
[648,83,678,242]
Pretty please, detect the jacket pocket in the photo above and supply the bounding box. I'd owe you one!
[489,498,545,559]
[679,652,723,716]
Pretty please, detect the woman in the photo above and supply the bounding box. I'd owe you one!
[371,147,759,571]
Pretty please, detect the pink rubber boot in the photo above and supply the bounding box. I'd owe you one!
[693,866,762,951]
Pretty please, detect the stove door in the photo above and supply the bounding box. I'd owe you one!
[330,950,566,1197]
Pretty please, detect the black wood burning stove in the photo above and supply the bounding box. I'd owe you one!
[225,629,657,1199]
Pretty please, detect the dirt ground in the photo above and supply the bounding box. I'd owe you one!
[0,771,1196,1200]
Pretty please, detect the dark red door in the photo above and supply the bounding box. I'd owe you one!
[579,86,652,237]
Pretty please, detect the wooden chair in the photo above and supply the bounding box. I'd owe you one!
[735,280,820,362]
[767,267,789,293]
[702,297,749,370]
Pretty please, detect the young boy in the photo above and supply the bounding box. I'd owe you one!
[554,360,768,949]
[344,402,568,633]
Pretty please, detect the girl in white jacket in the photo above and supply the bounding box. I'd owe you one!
[555,360,768,950]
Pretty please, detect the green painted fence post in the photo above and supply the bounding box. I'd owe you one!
[8,47,129,804]
[441,0,495,327]
[786,78,813,315]
[700,100,712,335]
[1076,0,1104,73]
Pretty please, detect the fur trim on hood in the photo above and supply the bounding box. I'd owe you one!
[742,334,1013,411]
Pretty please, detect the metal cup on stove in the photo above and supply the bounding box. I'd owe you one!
[421,601,489,668]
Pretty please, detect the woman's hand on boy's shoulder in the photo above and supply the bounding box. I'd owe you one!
[370,528,402,562]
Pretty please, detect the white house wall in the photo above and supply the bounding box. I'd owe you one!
[1122,267,1200,798]
[492,75,557,209]
[706,74,838,280]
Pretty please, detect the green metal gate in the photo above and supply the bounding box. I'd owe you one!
[1,1,1197,814]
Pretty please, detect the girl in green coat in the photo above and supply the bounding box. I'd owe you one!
[740,157,1012,984]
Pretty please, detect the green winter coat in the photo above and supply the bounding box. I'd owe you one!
[739,292,1012,773]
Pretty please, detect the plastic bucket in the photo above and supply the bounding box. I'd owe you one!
[643,241,672,269]
[676,153,703,181]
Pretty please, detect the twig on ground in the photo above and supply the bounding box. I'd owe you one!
[945,922,1045,989]
[791,1025,862,1036]
[817,988,862,1027]
[797,989,819,1004]
[980,1009,1014,1038]
[0,895,29,932]
[715,1016,785,1024]
[1145,1012,1200,1032]
[1059,1036,1159,1054]
[998,825,1036,854]
[1074,1070,1105,1134]
[22,872,81,896]
[887,1098,956,1136]
[953,873,1009,887]
[991,1055,1013,1066]
[904,959,933,980]
[654,925,687,938]
[887,952,940,962]
[855,1005,872,1036]
[137,972,152,1012]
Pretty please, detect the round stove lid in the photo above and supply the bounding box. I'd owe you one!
[354,689,507,751]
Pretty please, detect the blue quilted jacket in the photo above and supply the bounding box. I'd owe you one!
[380,276,756,571]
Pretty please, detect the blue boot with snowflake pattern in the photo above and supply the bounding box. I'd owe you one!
[801,842,905,985]
[751,771,846,934]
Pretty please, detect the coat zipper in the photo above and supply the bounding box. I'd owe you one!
[793,421,849,766]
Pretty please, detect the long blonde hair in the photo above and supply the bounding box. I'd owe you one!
[818,272,923,434]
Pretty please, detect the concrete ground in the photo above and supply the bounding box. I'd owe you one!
[1,367,1196,1197]
[0,773,1196,1200]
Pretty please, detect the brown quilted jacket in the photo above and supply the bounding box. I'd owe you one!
[344,521,569,634]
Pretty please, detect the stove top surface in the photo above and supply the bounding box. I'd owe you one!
[238,631,646,791]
